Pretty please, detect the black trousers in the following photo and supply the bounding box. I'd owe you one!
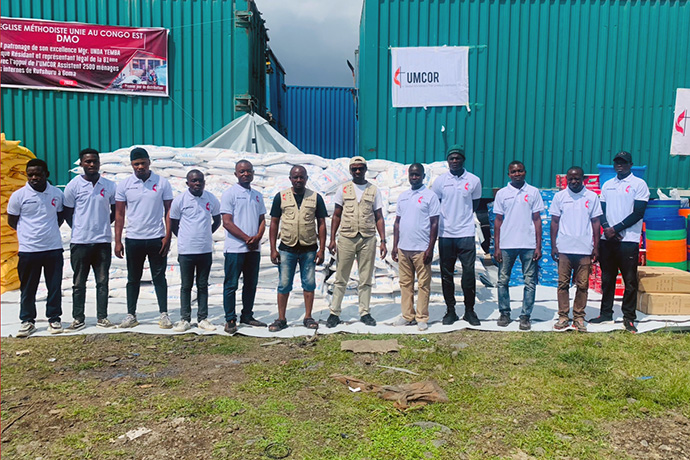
[599,239,639,321]
[438,237,476,310]
[18,249,63,323]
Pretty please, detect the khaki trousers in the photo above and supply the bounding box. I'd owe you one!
[330,234,377,316]
[557,254,591,320]
[398,249,431,322]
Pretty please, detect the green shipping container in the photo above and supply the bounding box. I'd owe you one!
[0,0,269,186]
[358,0,690,196]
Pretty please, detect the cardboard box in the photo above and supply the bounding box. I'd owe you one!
[637,266,690,293]
[637,292,690,315]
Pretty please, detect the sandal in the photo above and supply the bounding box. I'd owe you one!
[268,319,288,332]
[303,317,319,330]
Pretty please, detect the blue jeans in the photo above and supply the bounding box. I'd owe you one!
[223,252,260,322]
[18,249,63,323]
[497,249,538,318]
[178,253,212,322]
[125,238,168,315]
[71,243,111,321]
[278,250,316,294]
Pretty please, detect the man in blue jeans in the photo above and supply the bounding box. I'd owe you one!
[63,148,117,330]
[169,170,221,332]
[492,161,545,330]
[114,147,174,329]
[220,160,267,334]
[268,165,327,332]
[8,159,65,337]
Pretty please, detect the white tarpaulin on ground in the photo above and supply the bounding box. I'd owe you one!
[391,46,469,108]
[671,88,690,156]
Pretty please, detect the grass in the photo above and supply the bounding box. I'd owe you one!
[1,330,689,459]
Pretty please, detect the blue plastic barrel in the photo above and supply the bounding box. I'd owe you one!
[645,216,687,231]
[644,200,682,221]
[597,164,647,185]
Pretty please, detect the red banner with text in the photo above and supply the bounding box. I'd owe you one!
[1,17,169,97]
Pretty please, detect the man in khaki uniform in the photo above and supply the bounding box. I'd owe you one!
[327,156,387,327]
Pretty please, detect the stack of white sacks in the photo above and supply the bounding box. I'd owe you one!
[54,146,489,316]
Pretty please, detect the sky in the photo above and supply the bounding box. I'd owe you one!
[255,0,363,88]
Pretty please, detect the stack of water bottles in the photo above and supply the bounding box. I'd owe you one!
[488,189,559,287]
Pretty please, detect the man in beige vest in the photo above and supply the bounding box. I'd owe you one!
[327,156,387,328]
[268,165,328,331]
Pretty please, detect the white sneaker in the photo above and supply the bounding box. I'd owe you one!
[16,321,36,338]
[197,319,217,331]
[417,321,428,331]
[393,317,416,326]
[119,314,139,328]
[97,318,116,328]
[159,312,173,329]
[173,320,191,332]
[48,321,63,334]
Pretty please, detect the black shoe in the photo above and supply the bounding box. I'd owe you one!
[463,309,481,326]
[589,315,614,324]
[360,314,377,327]
[623,319,637,333]
[224,320,238,334]
[240,317,267,327]
[519,316,531,331]
[326,314,341,328]
[442,309,459,325]
[497,313,511,327]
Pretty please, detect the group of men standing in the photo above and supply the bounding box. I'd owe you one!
[8,145,647,337]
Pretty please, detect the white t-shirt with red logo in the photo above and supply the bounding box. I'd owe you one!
[115,172,173,239]
[431,170,482,238]
[549,187,603,255]
[493,182,545,250]
[600,173,649,243]
[396,185,441,251]
[7,183,64,252]
[220,183,266,253]
[170,189,221,255]
[64,175,117,244]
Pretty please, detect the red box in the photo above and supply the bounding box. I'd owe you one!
[555,174,600,191]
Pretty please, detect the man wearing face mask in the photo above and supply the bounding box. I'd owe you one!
[8,159,65,337]
[327,156,387,328]
[493,161,544,331]
[431,145,482,326]
[114,147,174,329]
[549,166,602,332]
[169,170,221,332]
[590,151,649,333]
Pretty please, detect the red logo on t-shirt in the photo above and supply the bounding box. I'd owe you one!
[524,194,529,202]
[51,198,57,207]
[464,182,469,191]
[585,200,590,209]
[343,186,348,193]
[152,184,158,192]
[100,188,105,197]
[256,195,260,203]
[418,196,423,204]
[625,185,631,193]
[206,202,210,211]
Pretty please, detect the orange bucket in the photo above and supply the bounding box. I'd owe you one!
[646,238,687,263]
[679,209,690,218]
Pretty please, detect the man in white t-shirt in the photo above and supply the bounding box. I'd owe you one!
[431,145,482,326]
[7,159,65,337]
[63,148,117,330]
[169,170,221,332]
[590,151,649,333]
[114,147,174,329]
[220,160,267,334]
[549,166,602,332]
[392,163,440,331]
[327,156,387,328]
[493,161,545,331]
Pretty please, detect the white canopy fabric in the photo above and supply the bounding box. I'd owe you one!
[196,113,303,154]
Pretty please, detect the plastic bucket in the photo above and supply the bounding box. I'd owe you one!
[645,216,687,231]
[645,239,687,263]
[644,200,681,221]
[645,215,687,268]
[597,164,647,185]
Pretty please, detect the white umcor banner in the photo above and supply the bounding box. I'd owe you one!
[391,46,469,108]
[671,88,690,156]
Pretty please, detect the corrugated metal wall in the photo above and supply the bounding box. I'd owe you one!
[285,86,356,159]
[0,0,269,186]
[359,0,690,195]
[266,47,287,136]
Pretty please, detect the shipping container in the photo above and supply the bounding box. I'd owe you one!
[265,47,287,136]
[286,86,356,159]
[358,0,690,196]
[0,0,270,185]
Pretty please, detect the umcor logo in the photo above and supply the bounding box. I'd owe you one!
[393,67,440,87]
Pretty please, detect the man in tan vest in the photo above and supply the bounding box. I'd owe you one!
[268,165,327,331]
[327,156,387,328]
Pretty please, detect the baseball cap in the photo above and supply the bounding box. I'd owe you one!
[447,144,466,158]
[130,147,150,161]
[613,151,633,163]
[349,156,367,166]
